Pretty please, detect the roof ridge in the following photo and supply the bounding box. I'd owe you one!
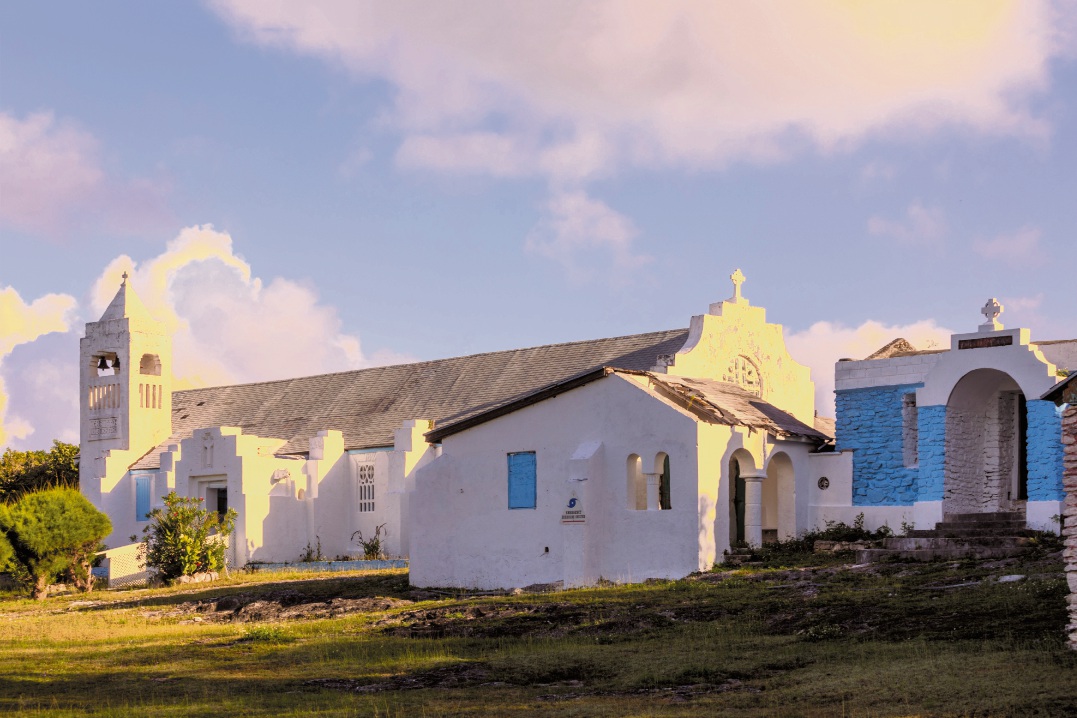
[174,328,688,395]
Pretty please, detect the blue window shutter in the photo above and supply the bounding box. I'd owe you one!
[135,475,151,520]
[507,452,536,509]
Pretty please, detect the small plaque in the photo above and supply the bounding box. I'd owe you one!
[817,476,830,491]
[561,494,586,524]
[89,416,119,441]
[958,335,1013,350]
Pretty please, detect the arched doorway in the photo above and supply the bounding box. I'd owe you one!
[945,368,1027,515]
[764,452,795,541]
[728,450,756,545]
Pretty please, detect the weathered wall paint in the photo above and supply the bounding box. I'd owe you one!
[835,384,922,506]
[1027,400,1064,501]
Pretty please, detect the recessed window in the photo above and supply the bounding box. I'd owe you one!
[356,463,375,513]
[659,454,671,510]
[139,354,162,376]
[135,475,151,521]
[902,393,918,468]
[508,452,537,509]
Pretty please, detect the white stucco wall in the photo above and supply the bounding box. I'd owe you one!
[410,374,706,589]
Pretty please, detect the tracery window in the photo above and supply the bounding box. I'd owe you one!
[357,463,375,513]
[724,355,761,395]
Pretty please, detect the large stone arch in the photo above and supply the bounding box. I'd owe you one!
[916,332,1059,518]
[943,369,1027,514]
[917,332,1056,408]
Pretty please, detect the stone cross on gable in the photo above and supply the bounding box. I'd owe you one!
[730,268,746,304]
[979,297,1004,331]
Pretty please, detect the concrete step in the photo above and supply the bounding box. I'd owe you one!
[856,546,1027,563]
[942,512,1025,524]
[909,527,1035,539]
[881,536,1030,551]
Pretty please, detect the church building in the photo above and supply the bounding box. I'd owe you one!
[78,272,1071,589]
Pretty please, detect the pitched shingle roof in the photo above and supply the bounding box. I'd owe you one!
[427,368,828,444]
[647,374,828,440]
[131,329,689,470]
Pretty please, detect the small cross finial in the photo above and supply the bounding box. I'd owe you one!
[730,268,746,304]
[121,271,129,285]
[979,297,1004,331]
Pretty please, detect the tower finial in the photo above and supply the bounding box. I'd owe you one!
[979,297,1003,331]
[729,268,747,304]
[121,271,129,285]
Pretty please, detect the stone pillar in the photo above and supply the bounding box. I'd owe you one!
[743,472,765,547]
[645,473,661,511]
[1061,405,1077,650]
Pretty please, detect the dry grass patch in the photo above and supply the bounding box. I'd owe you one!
[1,560,1074,717]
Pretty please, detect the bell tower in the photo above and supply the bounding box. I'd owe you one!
[79,273,172,510]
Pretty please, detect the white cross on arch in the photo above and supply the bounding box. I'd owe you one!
[981,297,1003,323]
[730,268,746,301]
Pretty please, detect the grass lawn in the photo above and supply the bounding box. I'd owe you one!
[0,553,1074,717]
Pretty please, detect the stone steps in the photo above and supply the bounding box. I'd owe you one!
[857,546,1028,563]
[879,536,1031,551]
[943,511,1025,523]
[906,527,1034,538]
[858,511,1033,564]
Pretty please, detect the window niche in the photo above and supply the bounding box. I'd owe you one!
[902,393,918,468]
[656,453,671,510]
[356,462,375,513]
[626,454,645,510]
[139,354,162,376]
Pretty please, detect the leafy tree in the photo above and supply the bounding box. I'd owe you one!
[0,505,13,571]
[143,492,236,581]
[1,487,111,600]
[0,441,79,502]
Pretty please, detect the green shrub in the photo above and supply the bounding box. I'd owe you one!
[143,492,236,581]
[0,487,111,599]
[0,506,13,571]
[351,523,387,560]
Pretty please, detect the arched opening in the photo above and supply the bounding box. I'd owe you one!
[945,368,1027,515]
[626,454,645,510]
[765,452,795,541]
[654,453,671,510]
[728,450,756,545]
[139,353,162,376]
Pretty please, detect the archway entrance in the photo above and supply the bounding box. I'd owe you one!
[944,368,1028,515]
[764,452,795,541]
[730,458,744,544]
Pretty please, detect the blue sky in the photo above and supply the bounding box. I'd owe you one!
[2,1,1075,450]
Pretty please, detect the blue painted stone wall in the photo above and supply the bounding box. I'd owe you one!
[836,384,922,506]
[916,405,946,502]
[1026,399,1064,501]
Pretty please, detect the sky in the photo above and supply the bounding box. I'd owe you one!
[1,1,1076,451]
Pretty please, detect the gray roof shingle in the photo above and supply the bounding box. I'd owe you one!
[131,329,689,470]
[427,369,829,444]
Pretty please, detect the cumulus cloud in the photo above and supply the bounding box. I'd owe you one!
[211,0,1066,177]
[2,225,412,451]
[0,287,78,447]
[524,190,652,282]
[88,225,375,389]
[0,110,170,238]
[973,225,1045,264]
[867,202,947,245]
[786,319,954,416]
[209,1,1070,278]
